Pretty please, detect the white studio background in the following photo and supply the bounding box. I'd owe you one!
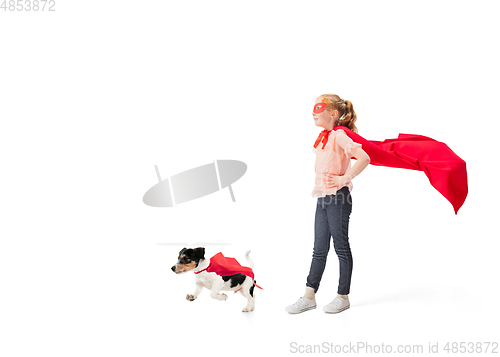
[0,1,498,356]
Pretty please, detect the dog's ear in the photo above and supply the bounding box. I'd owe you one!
[193,247,205,259]
[178,247,187,257]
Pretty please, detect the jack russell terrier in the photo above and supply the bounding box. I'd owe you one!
[171,247,262,312]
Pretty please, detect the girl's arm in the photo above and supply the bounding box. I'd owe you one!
[344,146,371,180]
[325,147,371,188]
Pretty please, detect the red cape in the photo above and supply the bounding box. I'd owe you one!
[334,126,468,214]
[195,252,255,280]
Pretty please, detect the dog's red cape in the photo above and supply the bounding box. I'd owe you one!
[195,252,263,289]
[331,126,468,214]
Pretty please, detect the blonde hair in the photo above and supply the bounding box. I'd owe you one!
[318,94,358,133]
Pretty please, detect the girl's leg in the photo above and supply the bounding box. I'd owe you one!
[305,196,332,294]
[326,187,353,296]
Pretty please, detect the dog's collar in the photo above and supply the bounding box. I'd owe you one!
[194,268,207,275]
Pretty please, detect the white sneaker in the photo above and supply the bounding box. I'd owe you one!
[285,297,317,314]
[323,296,350,314]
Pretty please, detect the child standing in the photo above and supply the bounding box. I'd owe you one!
[286,94,371,314]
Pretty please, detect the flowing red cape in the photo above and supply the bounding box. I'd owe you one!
[333,126,468,214]
[195,252,263,289]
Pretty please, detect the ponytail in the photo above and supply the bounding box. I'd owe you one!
[338,99,358,133]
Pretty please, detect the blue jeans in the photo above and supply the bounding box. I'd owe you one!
[306,186,353,295]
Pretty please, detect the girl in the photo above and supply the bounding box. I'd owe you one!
[286,94,371,314]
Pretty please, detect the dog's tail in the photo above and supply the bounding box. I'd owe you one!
[245,250,254,269]
[245,250,263,290]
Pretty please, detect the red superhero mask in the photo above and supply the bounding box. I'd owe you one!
[313,103,327,114]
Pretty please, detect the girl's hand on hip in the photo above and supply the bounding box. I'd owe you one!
[324,174,351,189]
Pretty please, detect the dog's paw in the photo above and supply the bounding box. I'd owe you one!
[242,305,255,312]
[220,293,228,300]
[186,294,196,301]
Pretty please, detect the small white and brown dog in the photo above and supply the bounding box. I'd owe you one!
[171,247,258,312]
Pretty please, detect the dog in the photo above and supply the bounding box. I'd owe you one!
[171,247,258,312]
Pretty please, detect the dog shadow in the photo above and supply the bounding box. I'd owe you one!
[157,242,231,246]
